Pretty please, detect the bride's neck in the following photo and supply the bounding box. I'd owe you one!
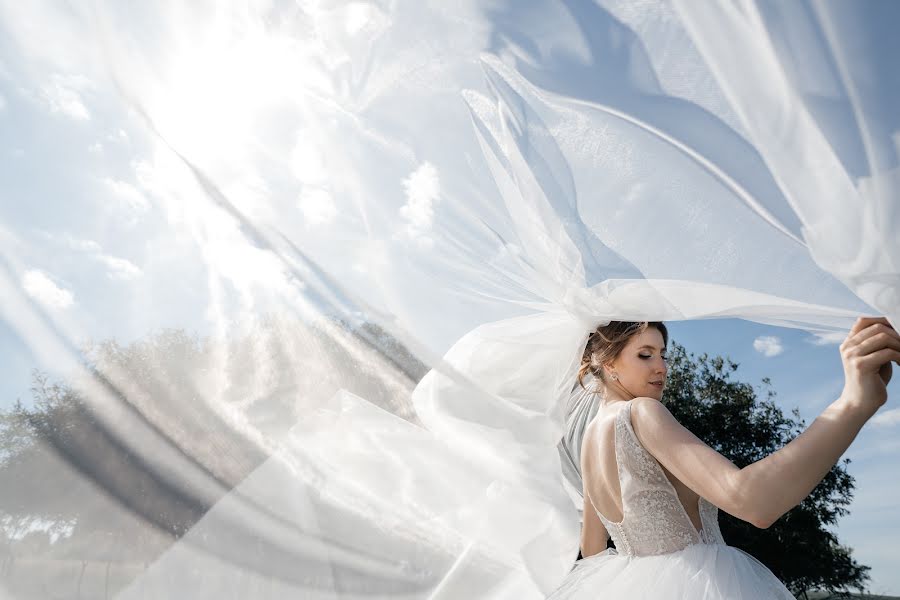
[598,389,632,407]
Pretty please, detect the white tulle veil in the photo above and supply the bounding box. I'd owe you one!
[558,372,602,520]
[1,1,898,598]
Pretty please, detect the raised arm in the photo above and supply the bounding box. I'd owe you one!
[630,316,899,529]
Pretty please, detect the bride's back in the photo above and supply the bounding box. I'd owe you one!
[581,405,626,522]
[579,399,721,556]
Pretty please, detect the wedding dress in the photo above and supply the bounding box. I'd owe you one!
[549,399,795,599]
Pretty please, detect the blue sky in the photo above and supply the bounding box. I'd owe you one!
[667,318,900,595]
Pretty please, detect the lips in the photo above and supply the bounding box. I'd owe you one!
[649,381,663,386]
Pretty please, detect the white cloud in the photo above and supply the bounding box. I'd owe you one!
[40,74,91,120]
[397,161,440,247]
[35,229,103,253]
[36,231,142,282]
[21,269,73,309]
[106,128,128,143]
[753,335,784,357]
[96,255,142,281]
[0,92,6,111]
[101,177,150,213]
[58,234,101,253]
[298,188,337,226]
[132,159,160,194]
[871,407,900,428]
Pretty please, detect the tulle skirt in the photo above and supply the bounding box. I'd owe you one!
[546,543,796,599]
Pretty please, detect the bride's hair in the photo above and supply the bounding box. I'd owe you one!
[577,321,669,391]
[558,321,670,520]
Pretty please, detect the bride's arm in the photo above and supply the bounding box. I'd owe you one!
[630,395,873,529]
[631,316,898,529]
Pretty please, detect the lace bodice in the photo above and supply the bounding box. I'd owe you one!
[592,399,726,556]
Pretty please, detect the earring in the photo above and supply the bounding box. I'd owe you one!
[611,373,618,381]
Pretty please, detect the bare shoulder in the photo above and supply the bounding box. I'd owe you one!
[629,397,679,439]
[629,396,673,419]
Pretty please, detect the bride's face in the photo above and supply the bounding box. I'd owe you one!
[606,328,668,400]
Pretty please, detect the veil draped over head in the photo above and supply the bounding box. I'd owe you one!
[0,1,898,598]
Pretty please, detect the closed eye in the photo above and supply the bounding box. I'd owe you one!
[639,354,668,360]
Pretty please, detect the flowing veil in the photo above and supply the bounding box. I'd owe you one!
[0,1,897,598]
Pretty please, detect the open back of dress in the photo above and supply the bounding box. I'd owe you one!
[548,399,796,598]
[591,400,725,556]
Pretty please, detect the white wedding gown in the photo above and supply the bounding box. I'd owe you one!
[548,400,795,599]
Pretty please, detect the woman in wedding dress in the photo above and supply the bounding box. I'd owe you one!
[549,316,898,599]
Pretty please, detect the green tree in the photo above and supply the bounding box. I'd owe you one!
[661,341,870,599]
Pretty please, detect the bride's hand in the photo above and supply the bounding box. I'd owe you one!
[839,316,900,410]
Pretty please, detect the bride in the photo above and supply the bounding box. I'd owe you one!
[549,316,898,599]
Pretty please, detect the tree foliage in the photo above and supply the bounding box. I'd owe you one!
[661,341,870,599]
[0,315,427,597]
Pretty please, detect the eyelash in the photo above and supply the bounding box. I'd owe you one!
[639,354,668,361]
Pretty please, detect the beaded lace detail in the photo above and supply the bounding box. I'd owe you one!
[593,400,725,556]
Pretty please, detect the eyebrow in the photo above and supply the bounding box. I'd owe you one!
[638,345,666,351]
